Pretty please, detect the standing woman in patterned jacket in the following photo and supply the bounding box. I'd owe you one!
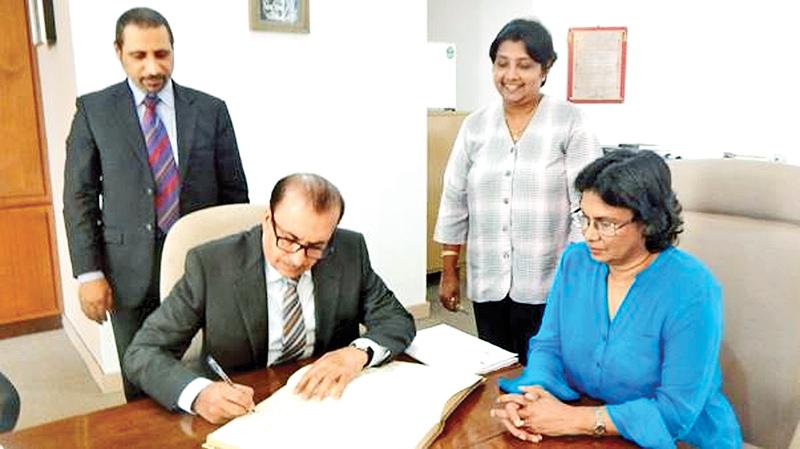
[434,18,601,364]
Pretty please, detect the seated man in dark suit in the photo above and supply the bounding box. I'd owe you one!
[124,173,416,424]
[0,371,20,432]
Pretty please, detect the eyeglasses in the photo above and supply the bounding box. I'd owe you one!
[572,210,634,238]
[269,212,334,260]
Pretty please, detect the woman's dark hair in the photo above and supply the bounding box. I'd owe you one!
[489,19,557,86]
[574,150,683,252]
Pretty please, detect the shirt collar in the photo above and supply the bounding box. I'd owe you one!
[128,78,175,109]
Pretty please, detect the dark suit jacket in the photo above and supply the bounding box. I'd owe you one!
[63,80,249,307]
[123,226,416,409]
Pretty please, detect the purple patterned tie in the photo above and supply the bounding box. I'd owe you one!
[142,95,180,232]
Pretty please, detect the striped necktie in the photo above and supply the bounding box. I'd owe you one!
[142,95,180,233]
[276,279,307,364]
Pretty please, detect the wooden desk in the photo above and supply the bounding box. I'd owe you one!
[0,361,638,448]
[432,366,637,449]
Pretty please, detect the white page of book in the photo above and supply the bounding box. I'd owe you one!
[204,361,482,449]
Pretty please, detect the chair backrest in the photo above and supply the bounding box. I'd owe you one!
[160,203,266,299]
[668,159,800,449]
[159,204,265,362]
[791,421,800,449]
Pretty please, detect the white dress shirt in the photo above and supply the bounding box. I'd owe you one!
[266,261,317,365]
[128,78,180,165]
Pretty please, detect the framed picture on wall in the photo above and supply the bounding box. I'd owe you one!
[249,0,309,34]
[567,27,627,103]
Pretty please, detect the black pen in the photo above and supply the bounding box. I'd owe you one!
[206,355,255,413]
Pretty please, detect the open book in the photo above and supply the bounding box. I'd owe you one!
[405,324,518,375]
[203,361,484,449]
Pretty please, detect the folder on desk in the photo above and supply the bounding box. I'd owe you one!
[203,361,484,449]
[405,324,518,375]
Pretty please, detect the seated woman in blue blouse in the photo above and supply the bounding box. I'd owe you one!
[491,150,742,448]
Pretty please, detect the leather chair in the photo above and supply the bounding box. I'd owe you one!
[791,421,800,449]
[0,371,20,433]
[159,203,266,361]
[668,159,800,449]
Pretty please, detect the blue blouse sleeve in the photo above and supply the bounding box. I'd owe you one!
[606,280,724,449]
[498,250,580,400]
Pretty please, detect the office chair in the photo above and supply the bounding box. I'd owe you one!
[0,371,20,432]
[159,203,266,361]
[791,421,800,449]
[668,159,800,449]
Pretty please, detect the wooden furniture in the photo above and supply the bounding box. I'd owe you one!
[427,111,468,273]
[0,0,62,338]
[0,362,638,449]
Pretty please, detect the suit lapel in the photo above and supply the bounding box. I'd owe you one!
[173,82,196,182]
[311,251,342,354]
[110,82,151,175]
[232,228,269,366]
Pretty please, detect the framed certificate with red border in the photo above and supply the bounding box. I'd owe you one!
[567,27,627,103]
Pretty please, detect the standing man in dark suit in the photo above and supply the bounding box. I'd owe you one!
[63,7,249,400]
[124,174,416,424]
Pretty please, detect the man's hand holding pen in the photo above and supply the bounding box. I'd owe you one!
[194,355,255,424]
[193,381,255,424]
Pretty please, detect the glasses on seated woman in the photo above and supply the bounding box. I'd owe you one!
[571,210,634,237]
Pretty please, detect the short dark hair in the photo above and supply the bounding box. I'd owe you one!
[489,18,557,86]
[115,7,174,49]
[270,173,345,222]
[574,150,683,252]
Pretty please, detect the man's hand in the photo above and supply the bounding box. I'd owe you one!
[192,382,255,424]
[293,347,367,400]
[78,278,114,323]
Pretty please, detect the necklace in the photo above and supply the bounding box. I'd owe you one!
[507,125,526,143]
[504,96,540,144]
[609,251,656,281]
[505,116,531,144]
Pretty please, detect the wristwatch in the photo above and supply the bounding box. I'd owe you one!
[593,407,606,437]
[349,342,374,368]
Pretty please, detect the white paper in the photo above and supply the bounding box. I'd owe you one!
[405,324,518,375]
